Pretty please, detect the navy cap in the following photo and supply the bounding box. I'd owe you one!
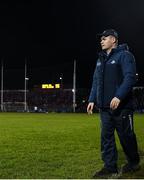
[97,29,118,39]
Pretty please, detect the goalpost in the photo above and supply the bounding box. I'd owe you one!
[2,90,28,112]
[0,59,29,112]
[0,59,76,112]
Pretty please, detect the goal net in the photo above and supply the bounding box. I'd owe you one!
[2,90,28,112]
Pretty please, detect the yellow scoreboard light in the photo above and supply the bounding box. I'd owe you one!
[42,84,60,89]
[55,84,60,89]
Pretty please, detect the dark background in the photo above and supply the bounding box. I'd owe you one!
[0,1,144,89]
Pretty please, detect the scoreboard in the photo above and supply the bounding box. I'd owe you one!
[42,84,61,89]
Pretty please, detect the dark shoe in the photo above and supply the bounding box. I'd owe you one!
[92,167,118,178]
[121,163,140,173]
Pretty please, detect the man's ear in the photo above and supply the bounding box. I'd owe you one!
[109,36,116,43]
[110,36,116,43]
[112,36,117,44]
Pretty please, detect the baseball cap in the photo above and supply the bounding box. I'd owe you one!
[97,29,118,39]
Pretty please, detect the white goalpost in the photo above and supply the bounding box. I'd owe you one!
[0,59,28,112]
[2,90,28,112]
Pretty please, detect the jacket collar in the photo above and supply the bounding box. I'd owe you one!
[98,43,129,60]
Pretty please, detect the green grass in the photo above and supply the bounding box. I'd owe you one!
[0,112,143,179]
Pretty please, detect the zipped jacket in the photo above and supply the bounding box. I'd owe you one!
[88,44,136,109]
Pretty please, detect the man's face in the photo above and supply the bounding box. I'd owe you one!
[100,35,115,50]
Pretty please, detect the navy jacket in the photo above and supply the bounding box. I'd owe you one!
[88,44,136,109]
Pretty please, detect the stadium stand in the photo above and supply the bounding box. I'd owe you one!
[0,87,144,113]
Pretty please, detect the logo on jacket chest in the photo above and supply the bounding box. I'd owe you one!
[107,59,117,65]
[110,60,116,64]
[97,62,101,66]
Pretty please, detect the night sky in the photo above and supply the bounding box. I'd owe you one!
[0,1,144,89]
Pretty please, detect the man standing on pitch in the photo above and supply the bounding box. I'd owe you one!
[87,29,140,178]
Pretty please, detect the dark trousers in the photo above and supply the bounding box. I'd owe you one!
[100,109,140,171]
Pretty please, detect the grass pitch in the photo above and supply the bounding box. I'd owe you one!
[0,112,143,179]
